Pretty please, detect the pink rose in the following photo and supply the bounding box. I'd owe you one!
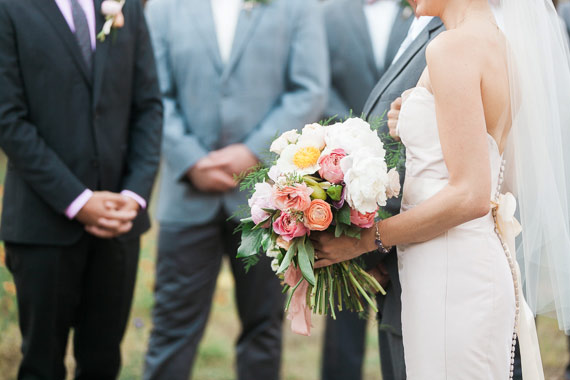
[274,183,313,212]
[318,149,347,184]
[350,208,377,229]
[273,213,308,241]
[248,182,274,227]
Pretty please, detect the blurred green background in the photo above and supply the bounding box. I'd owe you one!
[0,151,567,380]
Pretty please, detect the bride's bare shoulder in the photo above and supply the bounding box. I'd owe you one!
[424,29,485,99]
[426,29,486,66]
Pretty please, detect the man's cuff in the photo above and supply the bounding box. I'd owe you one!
[121,190,147,210]
[65,189,93,219]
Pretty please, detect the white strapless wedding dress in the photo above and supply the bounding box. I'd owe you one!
[397,87,517,379]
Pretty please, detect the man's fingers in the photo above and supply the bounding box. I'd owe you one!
[116,221,133,235]
[391,97,402,110]
[85,225,116,239]
[103,208,138,222]
[97,217,122,230]
[211,170,237,190]
[196,155,232,170]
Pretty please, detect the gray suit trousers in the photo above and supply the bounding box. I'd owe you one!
[144,215,285,380]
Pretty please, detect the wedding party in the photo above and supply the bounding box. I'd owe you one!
[1,0,570,379]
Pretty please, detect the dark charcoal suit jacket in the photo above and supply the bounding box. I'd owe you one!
[362,17,445,336]
[0,0,163,245]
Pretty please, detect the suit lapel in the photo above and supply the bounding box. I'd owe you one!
[190,0,224,74]
[349,1,378,79]
[364,18,443,119]
[383,7,414,70]
[35,0,92,85]
[221,5,264,81]
[92,0,110,107]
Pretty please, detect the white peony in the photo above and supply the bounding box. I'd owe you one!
[341,148,389,213]
[298,123,326,150]
[386,168,401,198]
[275,140,322,176]
[270,129,300,155]
[324,118,385,158]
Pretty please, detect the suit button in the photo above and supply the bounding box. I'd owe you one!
[91,160,99,168]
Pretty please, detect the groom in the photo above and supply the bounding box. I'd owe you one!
[361,3,444,379]
[0,0,162,378]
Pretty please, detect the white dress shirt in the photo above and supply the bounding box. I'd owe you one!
[363,0,400,71]
[211,0,244,63]
[392,16,434,64]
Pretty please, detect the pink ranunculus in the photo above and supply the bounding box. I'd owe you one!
[318,149,347,184]
[101,0,123,16]
[273,183,313,212]
[273,212,308,241]
[350,208,377,229]
[248,182,275,227]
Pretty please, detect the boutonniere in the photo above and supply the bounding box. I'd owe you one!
[97,0,126,42]
[243,0,271,12]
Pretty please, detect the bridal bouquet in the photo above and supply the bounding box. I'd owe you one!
[236,118,401,335]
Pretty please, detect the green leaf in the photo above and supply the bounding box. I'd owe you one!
[309,185,327,200]
[277,240,298,274]
[261,230,272,252]
[237,222,264,258]
[298,238,316,286]
[305,238,315,265]
[338,204,352,226]
[242,254,260,273]
[252,217,271,230]
[377,208,393,220]
[326,185,342,201]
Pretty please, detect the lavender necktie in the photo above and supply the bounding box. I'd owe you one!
[69,0,93,72]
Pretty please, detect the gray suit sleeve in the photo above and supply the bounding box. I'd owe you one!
[146,2,209,181]
[243,0,329,159]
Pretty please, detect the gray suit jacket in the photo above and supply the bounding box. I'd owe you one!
[323,0,413,119]
[362,17,445,335]
[146,0,329,225]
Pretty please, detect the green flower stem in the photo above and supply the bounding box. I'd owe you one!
[346,264,378,313]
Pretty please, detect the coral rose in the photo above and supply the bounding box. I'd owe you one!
[273,213,308,241]
[318,148,346,184]
[274,183,313,212]
[304,199,333,231]
[350,209,377,229]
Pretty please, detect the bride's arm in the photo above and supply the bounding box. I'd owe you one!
[379,33,491,247]
[314,33,492,266]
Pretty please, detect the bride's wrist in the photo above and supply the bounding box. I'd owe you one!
[374,221,392,254]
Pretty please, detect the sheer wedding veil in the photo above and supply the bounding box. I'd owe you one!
[500,0,570,333]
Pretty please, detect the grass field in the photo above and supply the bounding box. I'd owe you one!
[0,152,568,380]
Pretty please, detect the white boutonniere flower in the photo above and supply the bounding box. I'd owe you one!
[97,0,126,42]
[243,0,271,11]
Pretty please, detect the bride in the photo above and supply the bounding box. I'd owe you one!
[312,0,570,378]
